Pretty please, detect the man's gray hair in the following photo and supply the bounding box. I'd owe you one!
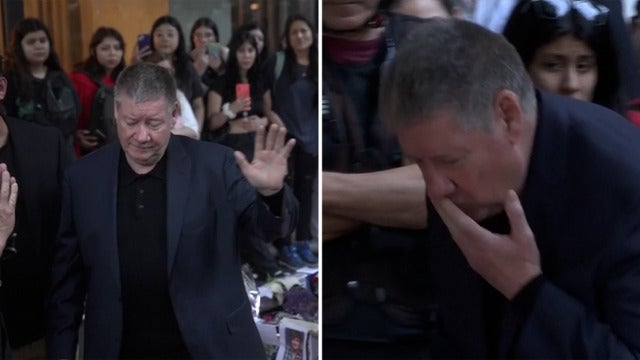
[114,62,177,110]
[380,18,536,130]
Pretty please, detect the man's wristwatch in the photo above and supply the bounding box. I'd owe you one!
[222,102,236,119]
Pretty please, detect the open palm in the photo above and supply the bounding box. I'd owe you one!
[234,124,296,196]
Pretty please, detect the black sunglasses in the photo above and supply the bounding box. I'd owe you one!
[530,0,609,26]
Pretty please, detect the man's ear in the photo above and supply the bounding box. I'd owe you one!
[171,101,179,127]
[492,89,524,143]
[0,77,7,101]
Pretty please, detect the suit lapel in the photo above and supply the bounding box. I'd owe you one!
[104,143,122,288]
[166,136,191,277]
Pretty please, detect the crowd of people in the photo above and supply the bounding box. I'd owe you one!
[0,11,317,359]
[323,0,640,358]
[4,0,640,358]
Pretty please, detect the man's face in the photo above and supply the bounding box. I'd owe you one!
[397,110,526,221]
[323,0,380,31]
[115,95,176,172]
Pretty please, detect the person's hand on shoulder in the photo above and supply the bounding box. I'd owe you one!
[0,163,18,255]
[234,124,295,196]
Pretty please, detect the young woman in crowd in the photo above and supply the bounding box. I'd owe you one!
[145,51,200,139]
[503,0,621,112]
[238,22,271,73]
[189,17,228,90]
[206,28,282,154]
[132,15,205,132]
[3,18,80,148]
[266,14,318,267]
[70,26,125,156]
[206,28,285,281]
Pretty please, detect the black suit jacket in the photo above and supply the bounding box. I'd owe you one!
[47,135,298,359]
[426,91,640,358]
[0,116,71,348]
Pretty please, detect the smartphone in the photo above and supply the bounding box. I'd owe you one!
[207,42,222,58]
[92,129,107,142]
[137,33,152,50]
[236,83,250,100]
[236,83,251,114]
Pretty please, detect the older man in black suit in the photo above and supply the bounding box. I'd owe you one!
[47,62,298,359]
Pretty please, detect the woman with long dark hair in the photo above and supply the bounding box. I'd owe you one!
[266,14,318,268]
[206,27,286,282]
[503,0,621,112]
[143,15,205,132]
[3,18,80,147]
[70,26,125,156]
[189,17,228,90]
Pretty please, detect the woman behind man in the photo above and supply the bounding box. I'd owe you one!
[206,27,286,282]
[189,17,228,91]
[3,18,80,149]
[70,27,126,156]
[145,51,200,139]
[266,15,318,268]
[132,15,205,133]
[503,0,635,120]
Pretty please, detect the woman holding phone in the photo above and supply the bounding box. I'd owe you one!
[131,15,205,132]
[266,14,318,268]
[70,27,126,156]
[206,28,286,282]
[189,17,228,90]
[206,28,282,154]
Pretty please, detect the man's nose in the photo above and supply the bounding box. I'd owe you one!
[134,124,150,142]
[424,170,455,200]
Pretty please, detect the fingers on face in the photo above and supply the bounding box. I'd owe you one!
[432,197,482,240]
[504,189,532,240]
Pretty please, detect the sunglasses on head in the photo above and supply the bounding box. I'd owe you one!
[529,0,609,25]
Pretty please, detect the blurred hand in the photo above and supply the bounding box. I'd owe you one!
[131,44,152,64]
[231,97,252,114]
[75,130,100,151]
[0,163,18,254]
[234,124,296,196]
[208,53,223,72]
[191,46,209,76]
[241,115,268,132]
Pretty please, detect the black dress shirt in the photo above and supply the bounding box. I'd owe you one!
[116,152,189,359]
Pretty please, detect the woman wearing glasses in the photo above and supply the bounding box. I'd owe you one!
[503,0,625,113]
